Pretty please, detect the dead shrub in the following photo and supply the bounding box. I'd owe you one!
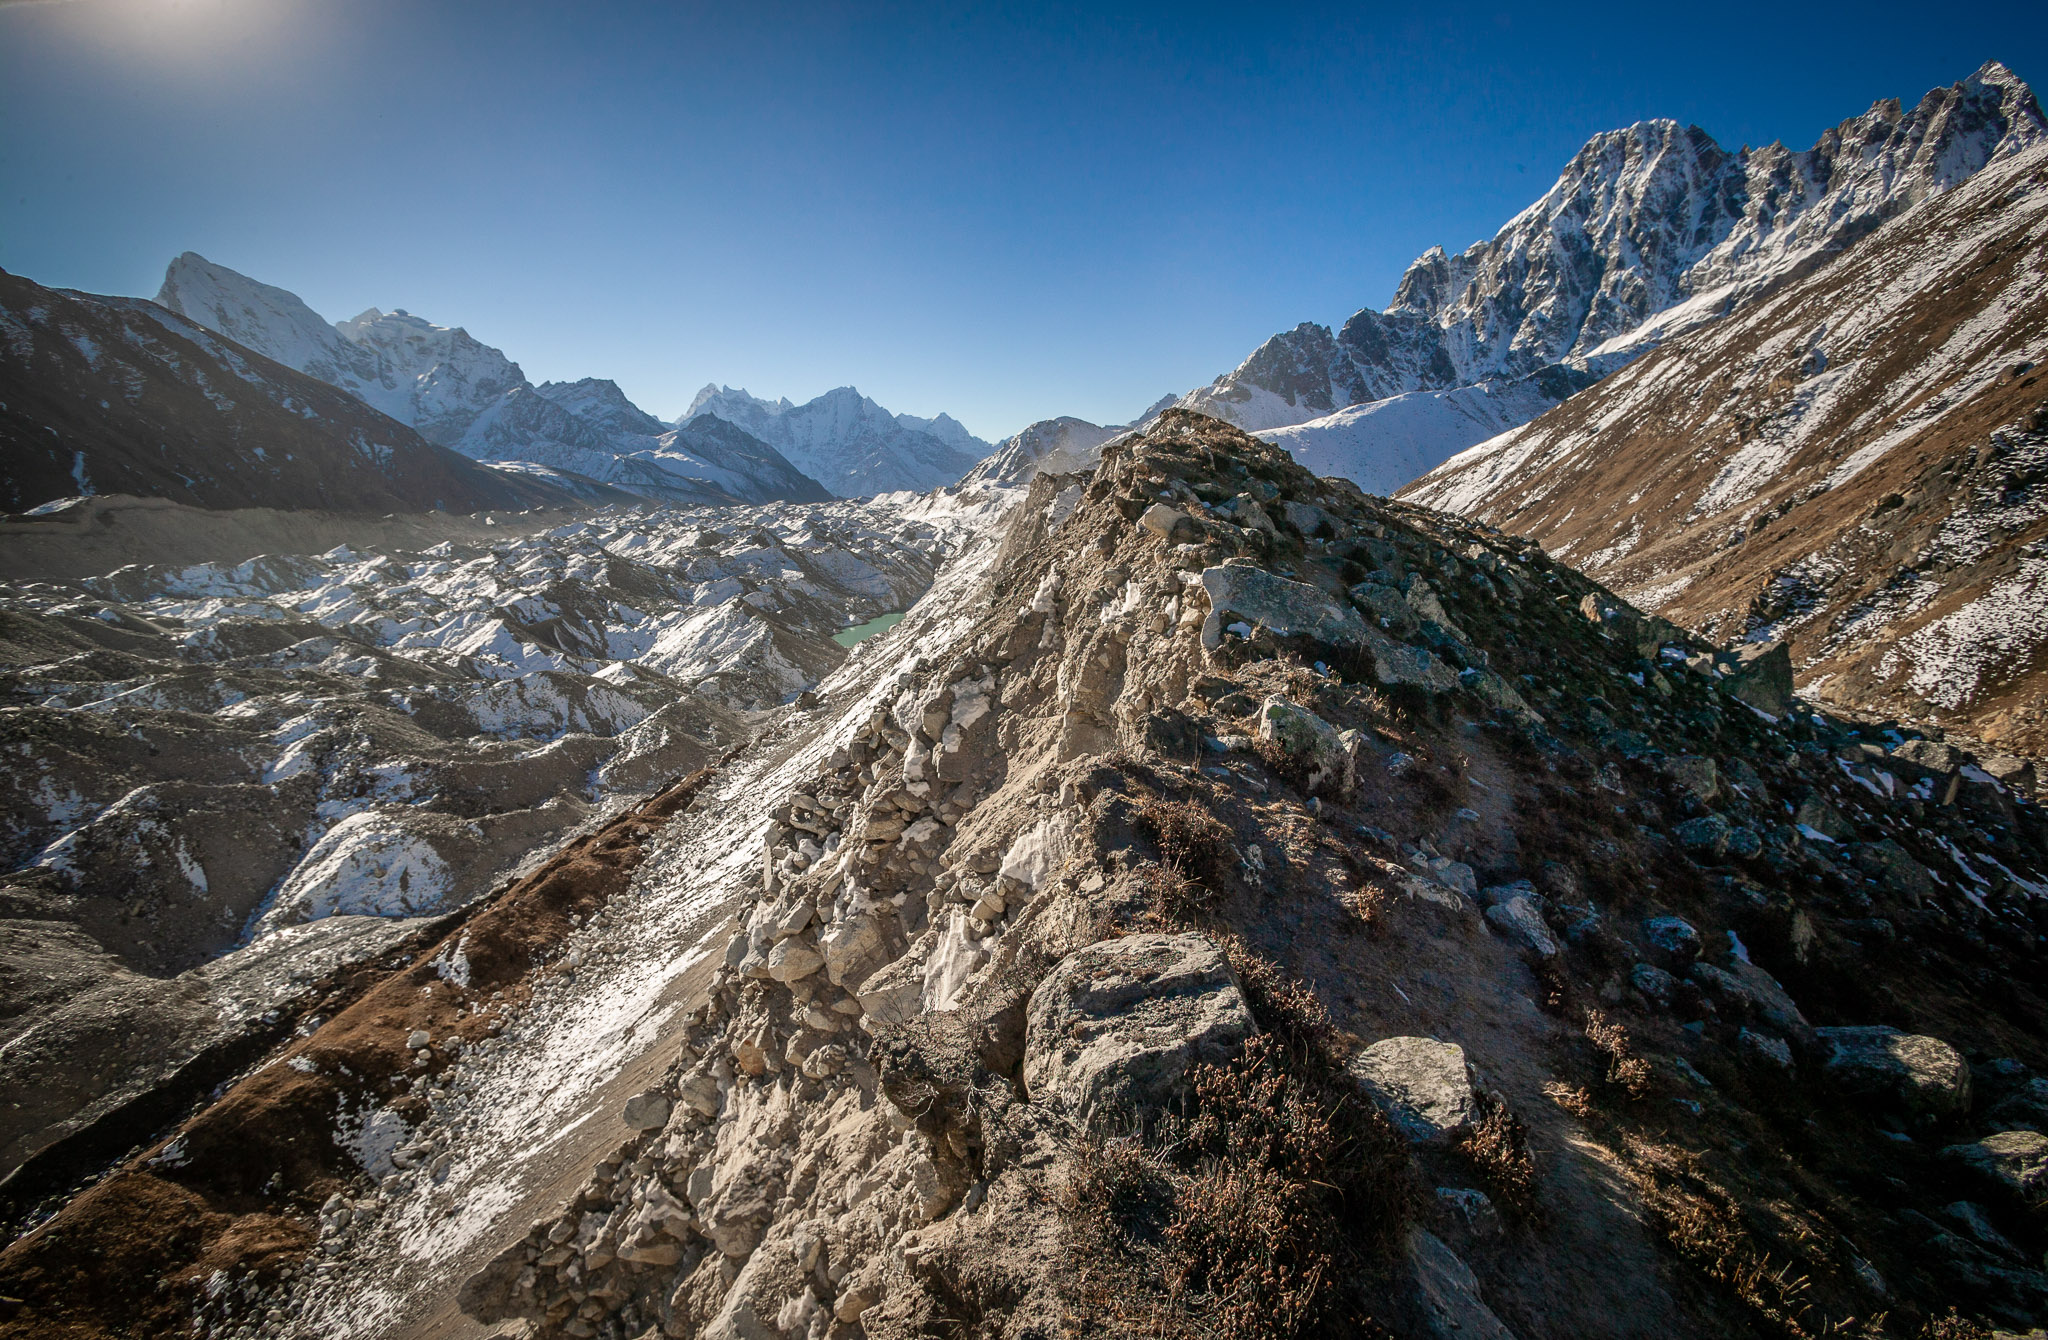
[1135,797,1233,887]
[1454,1092,1541,1222]
[1584,1010,1652,1099]
[1918,1309,1991,1340]
[1060,1025,1417,1338]
[1542,1081,1594,1120]
[1339,881,1388,932]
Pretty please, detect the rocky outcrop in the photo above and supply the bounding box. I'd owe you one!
[1022,932,1254,1131]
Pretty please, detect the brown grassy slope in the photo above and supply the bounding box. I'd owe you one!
[1402,143,2048,757]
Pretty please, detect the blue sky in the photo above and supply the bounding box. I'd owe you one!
[3,1,2044,441]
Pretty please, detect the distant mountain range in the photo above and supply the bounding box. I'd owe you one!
[682,384,989,495]
[154,254,988,501]
[1183,60,2045,495]
[0,267,592,514]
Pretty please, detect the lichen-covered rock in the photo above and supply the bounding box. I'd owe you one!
[1256,695,1362,796]
[1023,932,1254,1131]
[1348,1036,1482,1144]
[1817,1026,1972,1119]
[1199,563,1370,654]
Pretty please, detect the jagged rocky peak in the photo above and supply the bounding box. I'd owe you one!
[1404,132,2048,759]
[536,376,672,438]
[1181,61,2045,492]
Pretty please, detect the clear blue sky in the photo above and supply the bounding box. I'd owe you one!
[3,1,2043,441]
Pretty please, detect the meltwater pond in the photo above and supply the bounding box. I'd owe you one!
[832,611,905,647]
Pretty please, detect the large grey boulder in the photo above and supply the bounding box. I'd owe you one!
[1689,959,1811,1044]
[1723,641,1793,715]
[1349,1036,1482,1145]
[1199,564,1369,653]
[1024,932,1255,1131]
[1816,1026,1972,1120]
[1942,1130,2048,1212]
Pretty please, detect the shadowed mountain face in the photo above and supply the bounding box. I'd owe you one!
[1404,141,2048,757]
[0,268,589,515]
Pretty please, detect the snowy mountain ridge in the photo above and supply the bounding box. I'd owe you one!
[683,383,990,496]
[154,256,841,505]
[1184,60,2044,491]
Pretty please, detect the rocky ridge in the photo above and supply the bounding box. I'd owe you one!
[10,413,2043,1338]
[1184,61,2044,495]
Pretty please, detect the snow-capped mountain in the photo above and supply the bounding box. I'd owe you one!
[1404,138,2048,757]
[1187,61,2044,492]
[959,393,1180,486]
[684,383,988,496]
[154,255,828,506]
[0,267,589,514]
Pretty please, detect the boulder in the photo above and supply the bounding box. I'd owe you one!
[819,913,890,988]
[1942,1130,2048,1212]
[1816,1026,1972,1120]
[1256,695,1363,796]
[1690,960,1812,1044]
[999,814,1074,893]
[1661,755,1719,803]
[1139,503,1196,542]
[1630,962,1678,1007]
[1483,898,1558,958]
[621,1090,671,1132]
[1406,1227,1520,1340]
[1348,1036,1482,1144]
[1023,932,1254,1131]
[1675,813,1733,859]
[1723,641,1793,715]
[1642,916,1702,965]
[1199,564,1370,654]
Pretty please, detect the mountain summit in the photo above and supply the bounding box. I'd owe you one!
[1187,61,2045,492]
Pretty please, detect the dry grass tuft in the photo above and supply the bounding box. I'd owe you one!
[1918,1309,1991,1340]
[1454,1092,1541,1222]
[1583,1010,1652,1099]
[1135,797,1234,887]
[1542,1081,1594,1120]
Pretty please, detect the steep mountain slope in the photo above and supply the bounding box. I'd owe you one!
[10,414,2045,1340]
[154,256,829,506]
[0,268,581,514]
[686,384,988,496]
[1405,141,2048,761]
[1187,61,2043,493]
